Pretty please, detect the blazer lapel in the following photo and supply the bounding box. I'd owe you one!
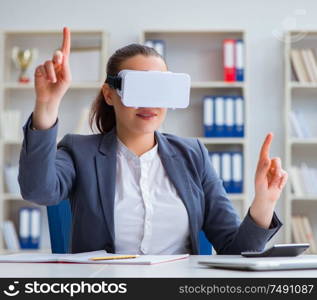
[95,127,117,246]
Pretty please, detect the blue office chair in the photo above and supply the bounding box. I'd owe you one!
[47,199,212,254]
[199,231,212,255]
[46,199,72,253]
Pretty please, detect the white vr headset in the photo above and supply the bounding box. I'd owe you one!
[105,69,191,108]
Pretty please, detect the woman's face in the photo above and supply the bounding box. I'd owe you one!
[102,54,168,136]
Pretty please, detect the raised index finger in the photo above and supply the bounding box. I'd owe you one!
[61,27,71,56]
[259,133,273,160]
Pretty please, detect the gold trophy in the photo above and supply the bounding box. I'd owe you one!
[11,47,38,83]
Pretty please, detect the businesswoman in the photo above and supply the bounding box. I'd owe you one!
[18,27,288,254]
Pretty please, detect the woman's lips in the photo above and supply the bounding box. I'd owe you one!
[136,110,157,120]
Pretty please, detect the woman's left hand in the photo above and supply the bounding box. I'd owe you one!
[250,133,288,229]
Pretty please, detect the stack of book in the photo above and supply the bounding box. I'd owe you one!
[290,163,317,196]
[0,110,21,141]
[223,39,244,82]
[290,48,317,82]
[2,220,20,251]
[203,95,244,137]
[290,110,312,138]
[209,151,243,194]
[292,215,317,254]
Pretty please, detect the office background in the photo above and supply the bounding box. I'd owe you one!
[0,0,317,251]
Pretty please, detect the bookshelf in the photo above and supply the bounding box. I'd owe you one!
[0,29,109,251]
[284,30,317,251]
[140,30,249,218]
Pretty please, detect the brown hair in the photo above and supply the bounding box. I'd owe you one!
[89,43,166,134]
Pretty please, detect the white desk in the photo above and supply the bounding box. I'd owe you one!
[0,255,317,278]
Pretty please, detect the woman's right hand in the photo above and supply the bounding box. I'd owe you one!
[32,27,71,130]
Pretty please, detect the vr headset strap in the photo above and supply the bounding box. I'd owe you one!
[105,75,122,90]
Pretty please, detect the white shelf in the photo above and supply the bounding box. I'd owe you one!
[2,140,22,145]
[191,81,245,89]
[3,139,65,145]
[227,194,246,201]
[0,248,51,254]
[141,29,245,34]
[3,82,103,89]
[196,137,245,145]
[3,81,244,90]
[289,82,317,89]
[284,30,317,245]
[3,29,106,34]
[291,195,317,201]
[1,136,92,146]
[3,194,23,201]
[289,138,317,145]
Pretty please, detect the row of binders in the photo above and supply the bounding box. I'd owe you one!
[144,39,165,57]
[19,207,41,249]
[203,95,244,137]
[290,48,317,83]
[2,208,42,250]
[290,110,313,138]
[290,163,317,196]
[292,215,317,254]
[209,151,243,194]
[223,39,244,82]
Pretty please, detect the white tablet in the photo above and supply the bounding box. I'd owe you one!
[199,255,317,271]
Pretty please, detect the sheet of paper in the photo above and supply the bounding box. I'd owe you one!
[0,250,109,263]
[0,250,190,265]
[0,252,65,263]
[64,253,190,265]
[59,250,121,263]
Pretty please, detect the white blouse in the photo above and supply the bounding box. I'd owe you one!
[114,136,191,254]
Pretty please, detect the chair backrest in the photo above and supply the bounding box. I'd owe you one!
[46,199,72,253]
[47,199,212,255]
[199,231,212,255]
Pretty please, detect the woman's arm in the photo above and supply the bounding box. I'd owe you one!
[18,113,76,205]
[32,27,71,130]
[18,27,75,205]
[197,138,285,254]
[250,133,288,229]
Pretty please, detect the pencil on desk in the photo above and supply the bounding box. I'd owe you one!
[89,255,139,261]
